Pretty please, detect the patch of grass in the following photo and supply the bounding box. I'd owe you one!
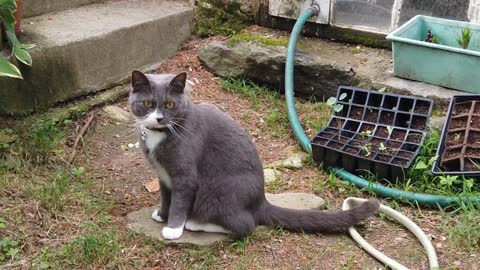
[58,223,121,267]
[195,0,250,38]
[0,117,70,168]
[227,33,289,47]
[220,78,331,139]
[442,202,480,252]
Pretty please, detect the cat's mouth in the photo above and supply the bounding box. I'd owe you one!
[145,126,170,132]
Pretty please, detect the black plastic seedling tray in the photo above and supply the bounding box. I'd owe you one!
[432,95,480,178]
[312,86,434,182]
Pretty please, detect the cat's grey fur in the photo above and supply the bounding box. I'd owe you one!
[129,70,380,240]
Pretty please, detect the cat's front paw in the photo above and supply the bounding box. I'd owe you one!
[151,209,166,223]
[161,226,184,240]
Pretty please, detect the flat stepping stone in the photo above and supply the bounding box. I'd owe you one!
[127,192,324,245]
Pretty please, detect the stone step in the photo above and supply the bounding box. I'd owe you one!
[1,0,193,115]
[23,0,105,18]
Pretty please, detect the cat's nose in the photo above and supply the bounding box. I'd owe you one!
[156,117,163,123]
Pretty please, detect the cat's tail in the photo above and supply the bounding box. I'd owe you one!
[256,199,380,233]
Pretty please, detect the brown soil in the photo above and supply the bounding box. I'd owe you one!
[406,132,422,144]
[414,100,430,114]
[448,117,468,130]
[328,118,344,130]
[364,108,379,122]
[374,126,388,138]
[446,131,465,147]
[442,147,463,161]
[375,154,392,162]
[387,140,402,149]
[327,141,344,150]
[344,146,359,155]
[471,116,480,129]
[411,116,427,130]
[399,98,414,112]
[354,134,368,142]
[359,123,375,133]
[464,159,480,171]
[474,102,480,114]
[467,131,480,146]
[319,132,336,139]
[379,111,394,125]
[453,102,472,116]
[391,129,406,141]
[392,158,408,167]
[465,147,480,157]
[370,138,385,152]
[312,137,328,146]
[397,151,414,160]
[349,106,364,120]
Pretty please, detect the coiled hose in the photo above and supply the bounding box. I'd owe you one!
[283,4,450,269]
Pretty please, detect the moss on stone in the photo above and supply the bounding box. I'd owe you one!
[195,0,251,37]
[226,33,288,46]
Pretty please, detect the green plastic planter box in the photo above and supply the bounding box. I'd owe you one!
[387,15,480,93]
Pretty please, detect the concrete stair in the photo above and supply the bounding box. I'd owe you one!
[0,0,193,115]
[23,0,105,18]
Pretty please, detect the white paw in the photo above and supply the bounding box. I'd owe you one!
[151,209,165,223]
[162,226,184,240]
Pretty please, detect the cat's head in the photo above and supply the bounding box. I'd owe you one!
[129,70,190,131]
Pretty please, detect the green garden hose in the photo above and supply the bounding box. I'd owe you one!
[285,4,480,209]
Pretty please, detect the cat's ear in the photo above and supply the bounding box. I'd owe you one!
[169,72,187,95]
[131,70,150,93]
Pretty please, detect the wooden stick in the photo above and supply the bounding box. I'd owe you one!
[68,112,95,163]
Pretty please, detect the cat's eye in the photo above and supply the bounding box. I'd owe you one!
[143,101,153,108]
[166,101,175,109]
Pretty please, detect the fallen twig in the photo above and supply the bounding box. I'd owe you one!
[68,112,95,163]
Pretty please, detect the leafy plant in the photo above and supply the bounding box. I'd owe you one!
[386,126,393,137]
[453,133,462,143]
[379,142,387,152]
[457,27,472,49]
[0,237,19,262]
[360,129,373,138]
[326,92,347,113]
[0,0,35,79]
[360,144,372,157]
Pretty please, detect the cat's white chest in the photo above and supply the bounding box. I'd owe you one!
[144,129,167,151]
[143,130,172,189]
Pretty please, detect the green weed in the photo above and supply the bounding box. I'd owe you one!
[60,223,121,266]
[442,202,480,252]
[0,237,20,263]
[227,33,289,47]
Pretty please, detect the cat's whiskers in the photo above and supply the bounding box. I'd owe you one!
[167,125,189,145]
[170,119,195,136]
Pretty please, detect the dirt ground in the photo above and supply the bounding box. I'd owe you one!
[75,27,478,269]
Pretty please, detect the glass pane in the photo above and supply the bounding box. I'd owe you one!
[399,0,471,25]
[333,0,395,33]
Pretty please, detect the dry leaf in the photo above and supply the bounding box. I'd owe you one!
[144,178,160,192]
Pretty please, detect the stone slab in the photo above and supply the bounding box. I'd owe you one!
[265,193,325,210]
[127,192,324,245]
[199,38,463,107]
[23,0,104,18]
[0,0,193,115]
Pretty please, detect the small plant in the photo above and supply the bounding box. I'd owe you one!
[360,129,373,138]
[0,237,19,262]
[457,27,472,49]
[0,0,35,78]
[326,92,348,113]
[361,144,372,157]
[453,133,462,143]
[379,142,387,152]
[386,126,394,137]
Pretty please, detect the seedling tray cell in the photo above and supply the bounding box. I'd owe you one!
[312,86,434,182]
[433,95,480,177]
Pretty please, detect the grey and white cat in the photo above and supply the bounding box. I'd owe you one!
[129,70,380,240]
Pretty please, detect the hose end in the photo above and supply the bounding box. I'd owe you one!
[309,1,321,16]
